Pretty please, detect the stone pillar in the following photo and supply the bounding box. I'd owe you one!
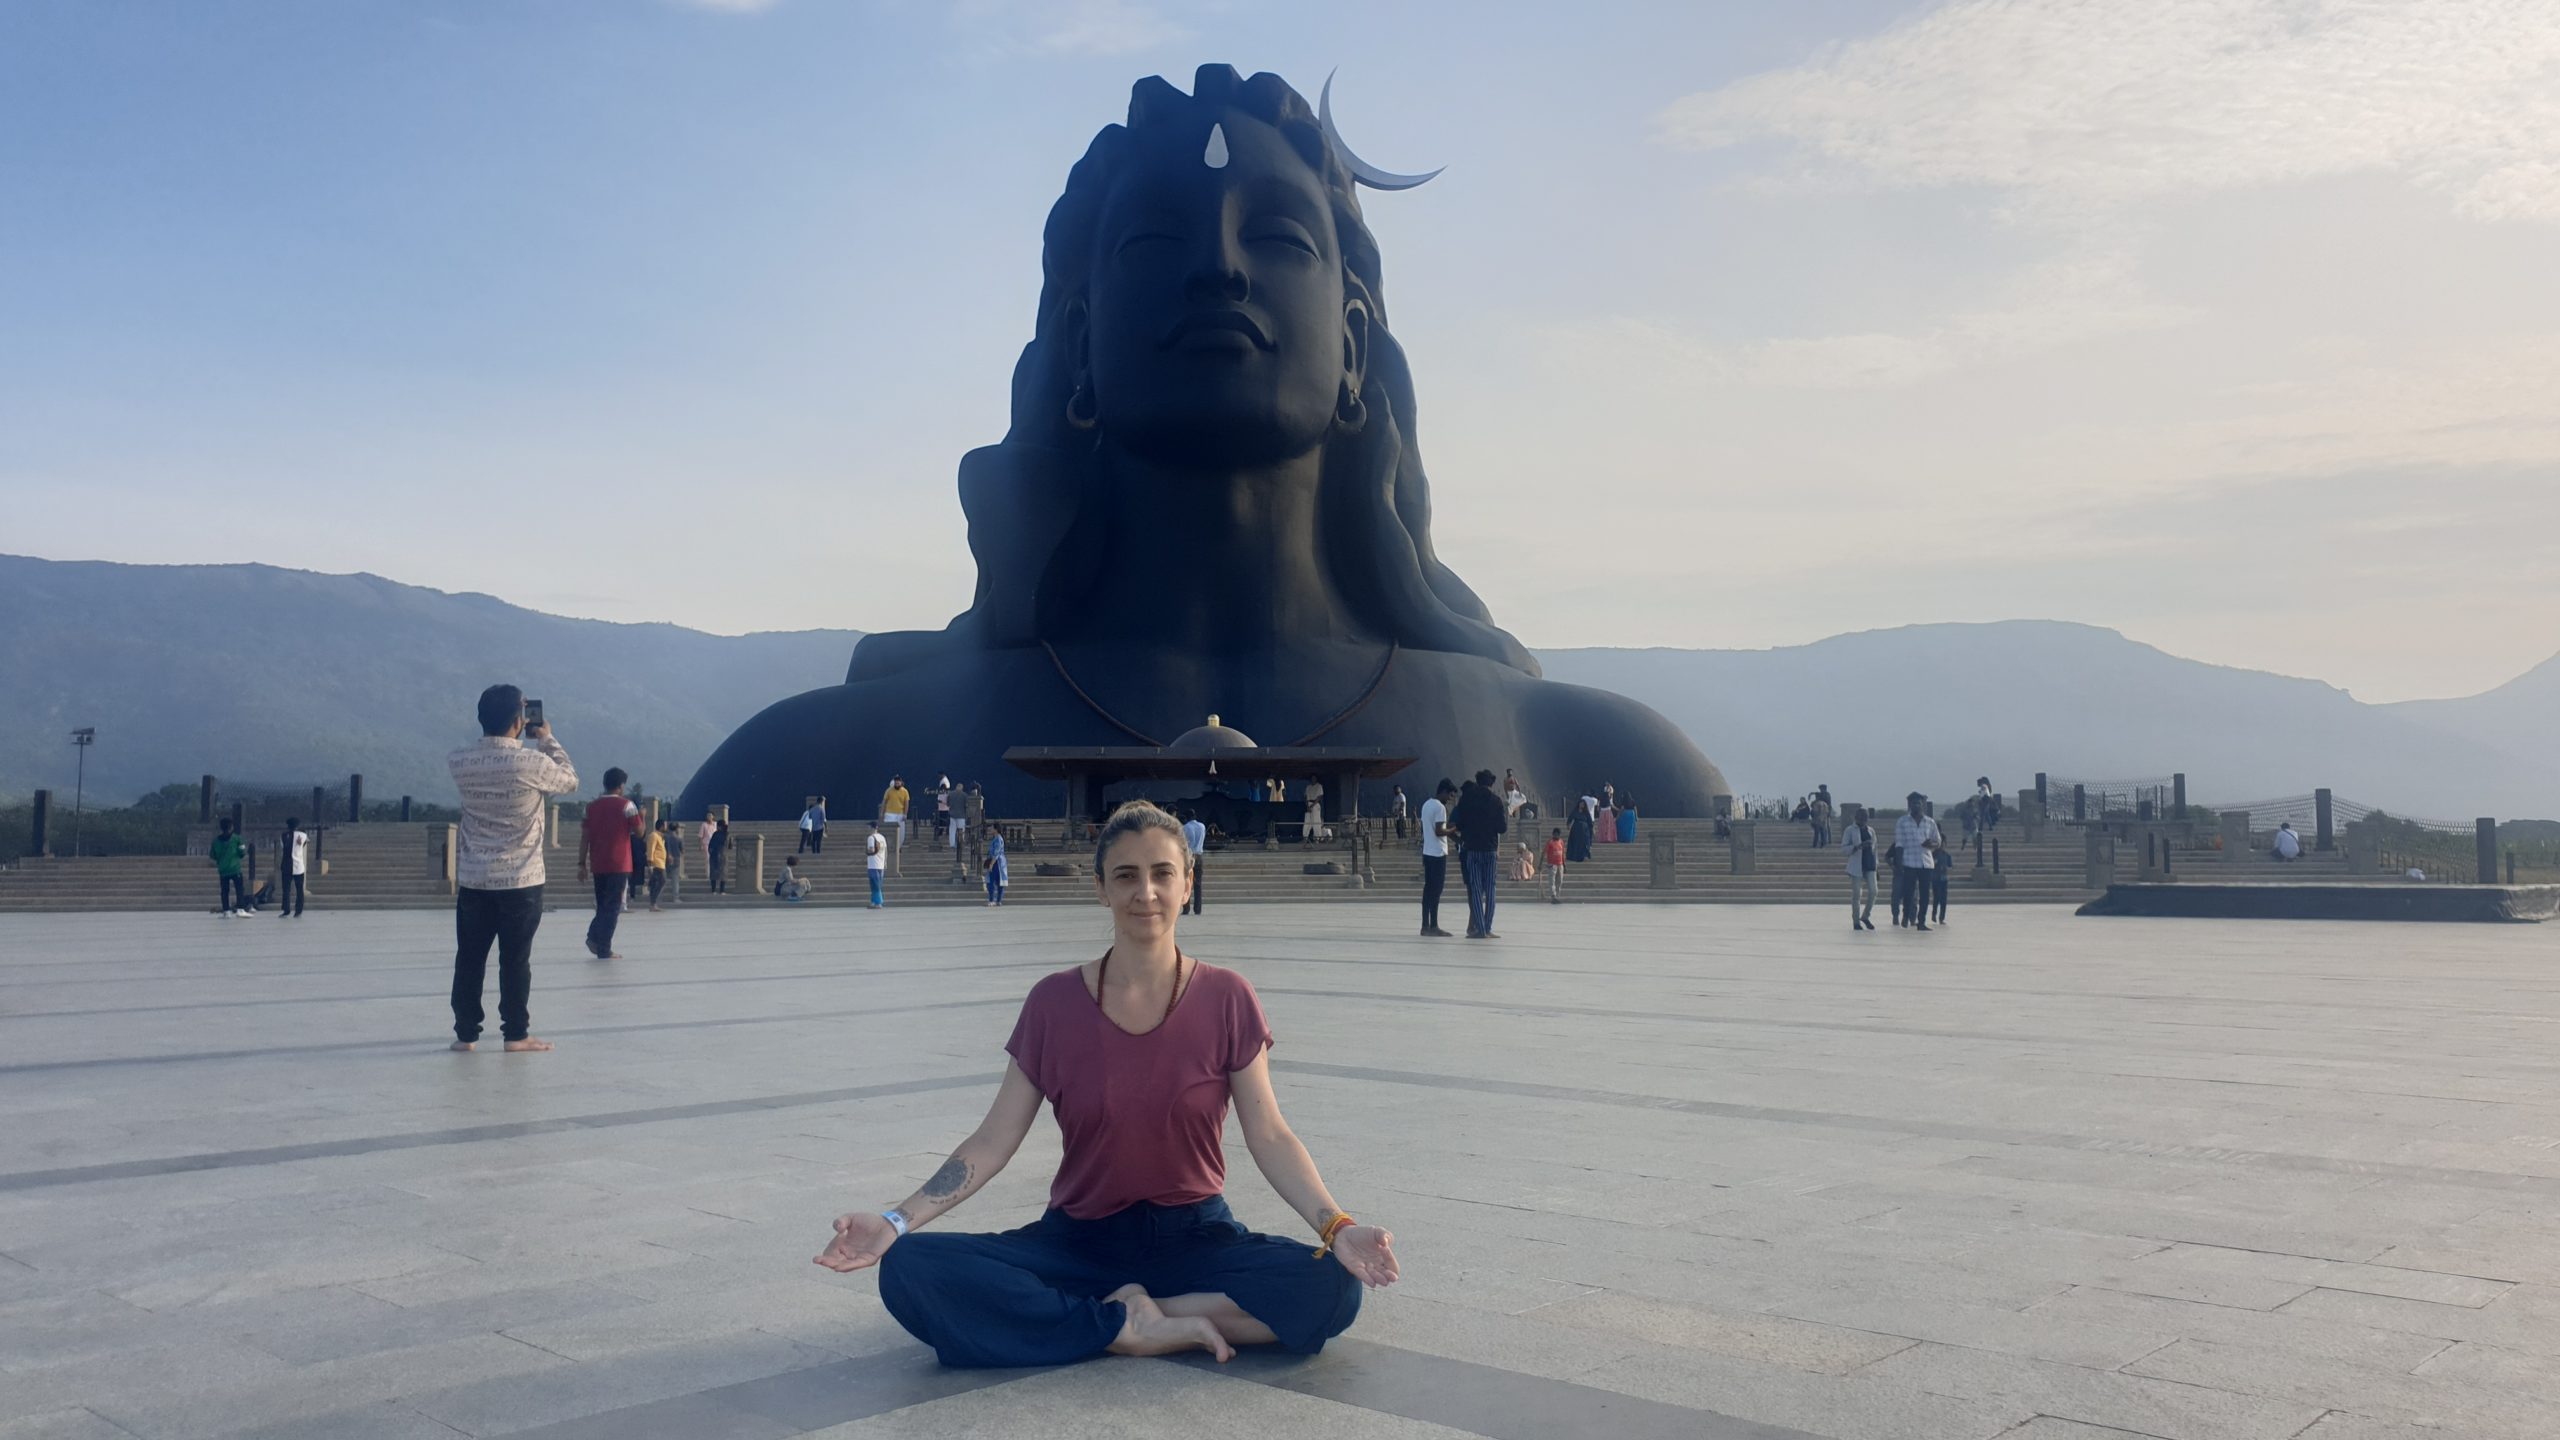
[400,795,412,822]
[2018,790,2046,843]
[748,834,767,897]
[2220,810,2251,863]
[546,802,561,849]
[2315,789,2335,851]
[311,786,326,827]
[2083,828,2116,888]
[347,774,363,823]
[2072,784,2087,822]
[28,789,49,859]
[2034,772,2048,808]
[2344,821,2378,876]
[2137,829,2174,882]
[2171,773,2187,820]
[2477,818,2498,886]
[441,824,459,894]
[2136,798,2154,822]
[1649,833,1675,889]
[199,775,216,824]
[1729,820,1757,875]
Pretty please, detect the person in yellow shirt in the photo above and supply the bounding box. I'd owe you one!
[880,776,911,875]
[645,823,670,911]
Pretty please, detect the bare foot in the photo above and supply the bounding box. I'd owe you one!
[502,1037,554,1052]
[1105,1284,1233,1361]
[448,1041,475,1052]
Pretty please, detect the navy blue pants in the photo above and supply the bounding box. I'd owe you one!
[876,1197,1361,1369]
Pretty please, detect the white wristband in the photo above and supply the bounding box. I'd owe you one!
[881,1209,910,1237]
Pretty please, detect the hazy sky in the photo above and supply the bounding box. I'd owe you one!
[5,0,2555,702]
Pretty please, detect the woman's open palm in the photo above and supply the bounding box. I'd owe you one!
[814,1212,898,1273]
[1331,1225,1399,1287]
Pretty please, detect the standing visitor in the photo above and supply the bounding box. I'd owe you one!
[662,820,685,907]
[964,783,988,868]
[1809,794,1832,850]
[1387,784,1408,842]
[705,810,730,894]
[581,769,641,958]
[1566,804,1594,865]
[1301,779,1327,843]
[278,817,309,918]
[1841,807,1879,930]
[1182,810,1207,914]
[446,684,576,1052]
[1892,793,1941,932]
[627,812,649,910]
[1616,796,1638,845]
[984,830,1010,907]
[211,819,247,916]
[1417,778,1455,938]
[1929,838,1952,925]
[814,801,1395,1368]
[1542,828,1566,904]
[866,821,889,908]
[800,798,825,854]
[881,776,911,874]
[644,822,669,911]
[1454,769,1507,941]
[1595,793,1619,844]
[935,775,954,845]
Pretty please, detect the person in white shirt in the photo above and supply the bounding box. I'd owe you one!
[446,685,579,1052]
[2272,822,2301,861]
[1181,810,1208,914]
[1302,779,1329,843]
[866,822,889,908]
[279,817,310,918]
[1891,793,1942,931]
[1417,778,1456,937]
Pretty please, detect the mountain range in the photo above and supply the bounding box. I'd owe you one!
[3,554,2552,820]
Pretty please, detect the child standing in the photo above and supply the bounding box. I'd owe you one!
[645,823,669,910]
[983,830,1009,906]
[1542,827,1566,904]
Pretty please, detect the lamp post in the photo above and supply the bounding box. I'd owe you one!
[68,728,95,857]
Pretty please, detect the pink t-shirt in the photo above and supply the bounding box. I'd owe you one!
[1005,959,1274,1220]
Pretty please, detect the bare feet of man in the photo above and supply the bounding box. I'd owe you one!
[1104,1284,1232,1362]
[502,1037,554,1053]
[448,1041,475,1052]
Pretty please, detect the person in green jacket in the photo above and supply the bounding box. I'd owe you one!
[211,819,249,917]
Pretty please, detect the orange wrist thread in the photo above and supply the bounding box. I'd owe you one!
[1312,1212,1357,1258]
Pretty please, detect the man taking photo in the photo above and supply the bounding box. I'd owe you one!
[447,685,578,1053]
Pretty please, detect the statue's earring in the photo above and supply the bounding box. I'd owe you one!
[1335,382,1367,431]
[1065,377,1099,431]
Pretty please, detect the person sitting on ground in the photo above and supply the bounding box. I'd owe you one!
[814,800,1397,1367]
[776,854,812,901]
[2272,821,2301,861]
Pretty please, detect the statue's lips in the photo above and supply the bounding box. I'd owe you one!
[1160,310,1273,352]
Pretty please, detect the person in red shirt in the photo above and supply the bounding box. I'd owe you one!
[1542,827,1567,904]
[815,801,1398,1367]
[579,768,642,960]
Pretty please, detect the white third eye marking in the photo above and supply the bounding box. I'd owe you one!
[1204,123,1229,169]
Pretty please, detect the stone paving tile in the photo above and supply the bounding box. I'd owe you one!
[800,1361,1480,1439]
[2016,1287,2454,1373]
[1531,1290,1916,1373]
[1576,1347,2034,1440]
[0,1411,144,1440]
[2123,1336,2551,1436]
[402,1329,846,1436]
[1852,1342,2326,1440]
[1992,1421,2175,1440]
[2277,1282,2560,1354]
[90,1333,570,1440]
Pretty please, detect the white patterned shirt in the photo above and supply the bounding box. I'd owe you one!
[1893,812,1943,869]
[448,735,579,890]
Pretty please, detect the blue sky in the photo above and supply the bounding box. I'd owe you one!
[4,0,2555,701]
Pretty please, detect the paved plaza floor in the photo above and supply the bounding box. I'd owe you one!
[1,903,2557,1440]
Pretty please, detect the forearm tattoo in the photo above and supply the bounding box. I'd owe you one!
[921,1155,972,1200]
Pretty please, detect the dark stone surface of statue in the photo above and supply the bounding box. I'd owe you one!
[682,66,1728,819]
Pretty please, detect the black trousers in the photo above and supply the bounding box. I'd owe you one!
[707,846,727,892]
[1420,853,1447,931]
[1893,865,1928,926]
[453,884,543,1042]
[281,872,306,916]
[587,873,624,955]
[219,873,245,910]
[1186,856,1204,914]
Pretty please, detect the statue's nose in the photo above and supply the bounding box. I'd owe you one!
[1182,238,1250,305]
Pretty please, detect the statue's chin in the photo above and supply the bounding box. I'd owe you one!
[1104,409,1329,470]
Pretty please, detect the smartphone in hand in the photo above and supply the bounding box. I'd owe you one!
[524,699,546,733]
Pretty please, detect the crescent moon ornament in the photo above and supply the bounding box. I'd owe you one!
[1319,70,1443,191]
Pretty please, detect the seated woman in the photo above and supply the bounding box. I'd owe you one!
[814,801,1398,1367]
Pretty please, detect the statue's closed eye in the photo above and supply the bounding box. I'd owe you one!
[1244,222,1318,256]
[1115,231,1183,258]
